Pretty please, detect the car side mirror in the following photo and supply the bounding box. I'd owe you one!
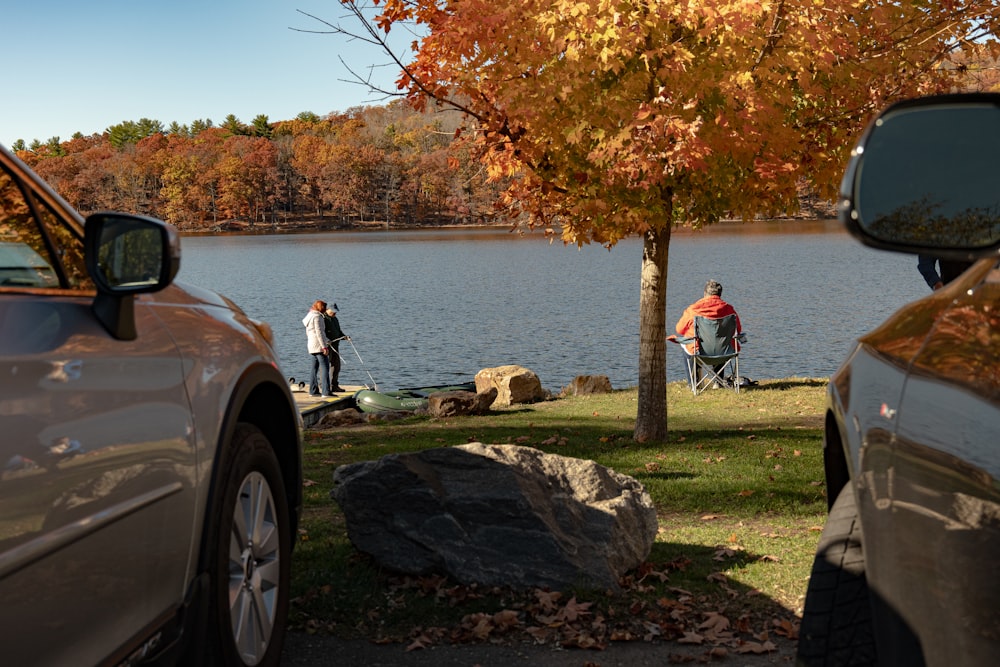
[839,93,1000,259]
[84,213,181,340]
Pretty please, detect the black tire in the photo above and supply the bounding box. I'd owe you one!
[208,423,291,667]
[796,486,877,667]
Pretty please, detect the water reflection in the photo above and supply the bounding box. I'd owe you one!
[177,223,927,391]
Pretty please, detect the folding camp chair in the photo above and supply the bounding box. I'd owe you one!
[672,314,745,395]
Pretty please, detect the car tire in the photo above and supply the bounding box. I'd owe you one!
[208,423,291,667]
[796,485,877,667]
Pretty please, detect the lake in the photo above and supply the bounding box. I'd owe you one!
[175,222,929,392]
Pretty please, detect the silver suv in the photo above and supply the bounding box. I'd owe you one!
[0,142,302,667]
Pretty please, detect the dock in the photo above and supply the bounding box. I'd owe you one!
[292,384,365,428]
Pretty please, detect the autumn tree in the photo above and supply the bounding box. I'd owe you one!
[329,0,1000,441]
[291,133,337,216]
[216,135,280,226]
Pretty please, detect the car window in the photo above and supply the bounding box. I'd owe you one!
[0,164,90,290]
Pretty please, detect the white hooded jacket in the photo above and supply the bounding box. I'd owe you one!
[302,309,330,354]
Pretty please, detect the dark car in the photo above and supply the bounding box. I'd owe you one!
[0,142,302,666]
[796,94,1000,666]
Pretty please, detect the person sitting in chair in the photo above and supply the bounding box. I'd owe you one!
[674,279,743,383]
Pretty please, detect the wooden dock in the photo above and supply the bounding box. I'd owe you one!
[292,384,365,428]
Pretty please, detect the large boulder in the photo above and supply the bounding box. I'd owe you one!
[330,443,658,591]
[474,365,547,408]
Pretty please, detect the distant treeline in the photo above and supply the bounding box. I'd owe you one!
[12,102,507,231]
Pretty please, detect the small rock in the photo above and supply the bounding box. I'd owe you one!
[560,374,613,397]
[316,409,367,428]
[427,387,498,417]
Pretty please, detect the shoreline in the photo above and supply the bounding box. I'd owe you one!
[180,215,841,238]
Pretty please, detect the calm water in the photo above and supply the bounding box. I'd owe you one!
[176,222,929,392]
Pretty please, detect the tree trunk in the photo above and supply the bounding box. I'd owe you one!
[633,219,670,443]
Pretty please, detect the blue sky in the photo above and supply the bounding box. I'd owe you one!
[4,0,410,146]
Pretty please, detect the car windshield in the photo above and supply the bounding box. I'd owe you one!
[0,240,58,288]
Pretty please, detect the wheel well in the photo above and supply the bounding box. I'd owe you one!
[823,410,850,512]
[237,380,303,534]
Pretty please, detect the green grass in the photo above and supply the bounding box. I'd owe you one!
[288,378,829,646]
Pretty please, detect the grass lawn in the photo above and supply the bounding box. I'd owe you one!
[288,378,829,650]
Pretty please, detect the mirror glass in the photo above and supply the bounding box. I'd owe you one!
[95,216,164,290]
[854,102,1000,249]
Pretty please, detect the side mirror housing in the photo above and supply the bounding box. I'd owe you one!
[84,213,181,340]
[839,93,1000,259]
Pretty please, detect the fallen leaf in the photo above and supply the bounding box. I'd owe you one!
[405,636,431,651]
[677,631,704,644]
[493,609,521,630]
[698,611,731,635]
[735,640,777,654]
[713,546,744,561]
[773,618,799,639]
[556,596,592,622]
[534,589,562,612]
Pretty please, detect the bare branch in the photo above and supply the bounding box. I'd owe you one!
[292,6,484,123]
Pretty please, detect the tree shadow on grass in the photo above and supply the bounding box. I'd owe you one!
[755,377,828,391]
[289,533,802,656]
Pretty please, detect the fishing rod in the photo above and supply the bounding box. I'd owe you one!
[330,336,378,390]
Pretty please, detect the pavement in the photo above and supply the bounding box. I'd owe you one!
[279,631,799,666]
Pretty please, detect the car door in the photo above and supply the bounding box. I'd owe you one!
[0,159,198,666]
[885,264,1000,665]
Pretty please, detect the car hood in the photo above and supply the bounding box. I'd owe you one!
[164,279,244,311]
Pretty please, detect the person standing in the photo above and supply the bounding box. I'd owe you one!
[917,254,973,291]
[323,304,349,393]
[302,299,332,397]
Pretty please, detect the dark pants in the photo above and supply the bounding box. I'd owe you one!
[328,348,342,390]
[310,352,330,395]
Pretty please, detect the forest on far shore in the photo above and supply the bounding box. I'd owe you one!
[12,102,508,233]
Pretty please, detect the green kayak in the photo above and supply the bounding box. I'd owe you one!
[354,382,476,414]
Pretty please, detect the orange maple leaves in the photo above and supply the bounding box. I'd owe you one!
[350,0,999,240]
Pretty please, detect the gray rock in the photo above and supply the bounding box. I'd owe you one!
[427,388,498,417]
[560,374,613,397]
[316,409,367,427]
[330,443,658,591]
